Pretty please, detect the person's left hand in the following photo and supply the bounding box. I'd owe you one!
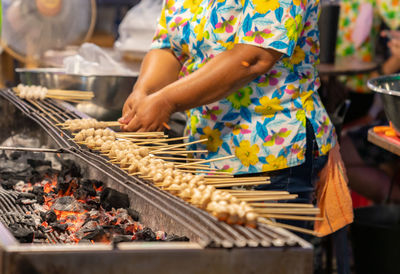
[121,92,175,132]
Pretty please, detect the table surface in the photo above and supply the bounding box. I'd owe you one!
[318,57,379,76]
[368,129,400,156]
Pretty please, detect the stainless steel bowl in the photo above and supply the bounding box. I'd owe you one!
[16,68,138,120]
[368,74,400,132]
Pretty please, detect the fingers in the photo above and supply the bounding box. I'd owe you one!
[118,109,135,125]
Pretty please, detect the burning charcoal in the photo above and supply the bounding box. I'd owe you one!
[9,224,34,243]
[16,198,36,205]
[165,234,190,242]
[27,159,51,169]
[80,180,97,196]
[57,176,70,193]
[51,196,83,212]
[51,223,68,232]
[31,186,44,195]
[100,187,130,211]
[78,239,92,244]
[27,171,44,184]
[60,159,82,179]
[9,151,22,160]
[74,188,89,200]
[83,199,100,211]
[35,195,45,204]
[112,235,133,244]
[88,179,103,190]
[34,231,46,239]
[127,208,140,222]
[0,179,18,190]
[135,227,157,241]
[82,227,108,242]
[17,193,36,200]
[44,210,57,223]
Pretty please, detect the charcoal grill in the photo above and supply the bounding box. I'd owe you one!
[0,88,313,274]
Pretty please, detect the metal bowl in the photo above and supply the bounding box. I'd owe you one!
[368,74,400,133]
[16,68,138,120]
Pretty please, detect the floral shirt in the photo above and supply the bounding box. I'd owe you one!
[336,0,400,93]
[151,0,336,174]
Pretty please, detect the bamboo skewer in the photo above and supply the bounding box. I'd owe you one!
[249,202,314,208]
[238,195,298,201]
[205,177,270,183]
[258,218,317,236]
[152,150,208,155]
[229,191,289,196]
[175,155,235,168]
[152,139,208,153]
[259,214,323,221]
[252,208,320,215]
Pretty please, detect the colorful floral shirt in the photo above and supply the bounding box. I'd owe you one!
[336,0,400,93]
[151,0,336,174]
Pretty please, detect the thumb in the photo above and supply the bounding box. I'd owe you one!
[118,110,135,124]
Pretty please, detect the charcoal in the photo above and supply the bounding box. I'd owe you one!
[44,210,57,223]
[78,239,92,244]
[127,208,140,222]
[51,223,68,232]
[135,227,157,241]
[27,159,51,169]
[82,227,107,242]
[31,186,44,195]
[35,195,44,204]
[9,225,34,243]
[74,188,88,200]
[17,193,36,200]
[100,187,130,211]
[0,179,18,190]
[51,196,83,212]
[9,151,22,160]
[91,179,104,189]
[27,171,43,184]
[112,235,133,244]
[16,219,36,227]
[16,198,36,205]
[57,176,70,193]
[83,199,100,210]
[80,180,97,196]
[34,231,46,239]
[60,159,81,178]
[165,234,190,242]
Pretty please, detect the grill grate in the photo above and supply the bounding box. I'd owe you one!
[0,88,308,248]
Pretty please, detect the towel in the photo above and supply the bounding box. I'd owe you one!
[314,144,354,237]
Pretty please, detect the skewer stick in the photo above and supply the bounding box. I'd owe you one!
[258,218,317,236]
[229,191,289,196]
[152,139,208,153]
[204,174,234,178]
[237,194,298,201]
[211,181,273,188]
[252,208,320,215]
[152,156,202,162]
[135,136,190,146]
[175,155,235,168]
[259,214,323,221]
[153,150,208,155]
[205,177,270,183]
[248,202,315,208]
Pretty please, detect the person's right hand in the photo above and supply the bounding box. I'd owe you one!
[118,89,147,126]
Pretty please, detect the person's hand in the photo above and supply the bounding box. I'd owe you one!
[388,38,400,61]
[121,92,175,132]
[118,89,147,125]
[382,30,400,61]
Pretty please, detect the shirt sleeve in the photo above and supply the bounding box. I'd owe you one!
[236,0,308,57]
[150,2,172,50]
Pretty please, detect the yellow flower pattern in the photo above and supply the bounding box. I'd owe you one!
[235,140,260,167]
[151,0,336,174]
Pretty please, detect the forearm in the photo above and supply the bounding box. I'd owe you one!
[381,55,400,75]
[134,49,182,95]
[160,44,282,111]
